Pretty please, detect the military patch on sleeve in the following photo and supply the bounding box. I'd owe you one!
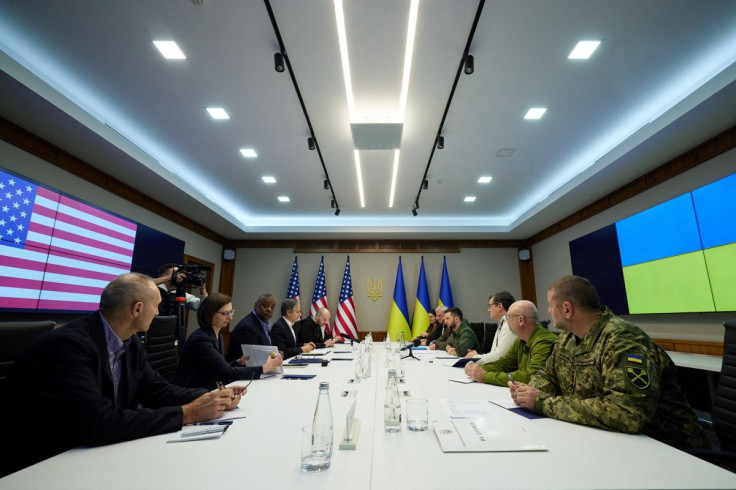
[625,366,650,389]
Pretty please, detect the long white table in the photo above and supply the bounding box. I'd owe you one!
[2,345,735,490]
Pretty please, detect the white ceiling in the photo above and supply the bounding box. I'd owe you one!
[1,0,736,241]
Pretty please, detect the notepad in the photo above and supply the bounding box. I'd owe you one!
[168,425,228,443]
[282,374,317,380]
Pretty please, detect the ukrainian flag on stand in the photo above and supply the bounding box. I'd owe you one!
[438,256,454,308]
[387,257,412,342]
[411,257,431,338]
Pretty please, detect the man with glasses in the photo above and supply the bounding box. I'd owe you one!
[510,275,707,450]
[271,299,315,359]
[464,300,557,385]
[464,291,517,362]
[4,273,241,477]
[226,294,277,362]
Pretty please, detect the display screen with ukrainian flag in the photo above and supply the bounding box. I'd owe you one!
[570,172,736,314]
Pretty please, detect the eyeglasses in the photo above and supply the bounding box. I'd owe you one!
[488,302,500,308]
[217,310,235,317]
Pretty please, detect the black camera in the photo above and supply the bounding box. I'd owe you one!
[171,264,211,293]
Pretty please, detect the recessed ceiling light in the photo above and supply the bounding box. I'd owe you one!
[262,176,276,184]
[239,148,257,158]
[477,176,492,184]
[524,107,547,120]
[496,148,515,158]
[153,40,186,60]
[206,107,229,120]
[464,196,476,202]
[278,196,290,202]
[568,40,601,60]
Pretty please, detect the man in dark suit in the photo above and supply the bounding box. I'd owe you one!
[2,273,241,477]
[270,299,315,359]
[297,307,335,349]
[227,293,276,362]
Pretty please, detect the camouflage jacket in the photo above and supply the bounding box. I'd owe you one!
[481,324,558,386]
[529,308,707,449]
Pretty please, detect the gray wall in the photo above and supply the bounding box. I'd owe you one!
[230,248,521,333]
[532,147,736,341]
[0,140,223,334]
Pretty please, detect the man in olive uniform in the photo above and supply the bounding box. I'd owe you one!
[429,307,480,357]
[511,275,707,450]
[465,300,557,386]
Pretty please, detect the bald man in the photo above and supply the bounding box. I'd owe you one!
[465,300,557,385]
[297,307,335,349]
[4,273,240,476]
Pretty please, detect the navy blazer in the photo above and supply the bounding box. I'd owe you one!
[227,311,272,361]
[296,317,330,349]
[270,317,304,359]
[176,326,262,390]
[4,312,206,476]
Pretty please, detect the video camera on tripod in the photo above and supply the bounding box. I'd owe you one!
[171,264,211,296]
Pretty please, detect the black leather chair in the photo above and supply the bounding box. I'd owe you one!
[0,320,56,398]
[689,320,736,472]
[468,322,497,354]
[143,315,178,383]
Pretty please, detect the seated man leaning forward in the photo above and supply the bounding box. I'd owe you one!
[510,275,708,450]
[429,307,480,357]
[3,273,242,477]
[227,293,277,362]
[464,300,557,386]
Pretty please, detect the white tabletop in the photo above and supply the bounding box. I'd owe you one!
[666,351,723,372]
[2,345,735,490]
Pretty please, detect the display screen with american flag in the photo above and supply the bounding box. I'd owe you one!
[334,256,358,340]
[286,256,300,304]
[310,256,329,335]
[0,168,137,312]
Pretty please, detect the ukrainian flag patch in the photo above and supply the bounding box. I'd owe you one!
[627,354,643,364]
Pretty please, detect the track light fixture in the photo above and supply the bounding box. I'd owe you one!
[274,52,285,73]
[324,179,330,190]
[437,136,444,149]
[423,180,429,190]
[308,137,316,151]
[464,54,474,75]
[412,208,418,216]
[330,199,336,208]
[335,208,341,216]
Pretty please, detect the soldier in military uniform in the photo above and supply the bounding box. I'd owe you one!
[511,275,708,450]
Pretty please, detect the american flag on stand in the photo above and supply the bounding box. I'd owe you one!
[286,256,300,305]
[310,256,330,336]
[0,169,136,311]
[334,256,358,340]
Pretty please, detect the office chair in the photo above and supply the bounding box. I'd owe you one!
[540,320,551,329]
[688,320,736,472]
[144,315,179,383]
[0,320,56,398]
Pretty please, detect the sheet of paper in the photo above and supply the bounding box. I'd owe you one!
[440,398,495,418]
[432,417,547,452]
[448,377,476,384]
[168,426,227,443]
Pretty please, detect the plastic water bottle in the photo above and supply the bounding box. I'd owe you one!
[384,369,401,432]
[313,382,333,430]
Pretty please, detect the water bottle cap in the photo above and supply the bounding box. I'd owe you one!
[319,381,329,389]
[388,369,397,377]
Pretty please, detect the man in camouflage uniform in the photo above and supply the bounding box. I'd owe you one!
[511,275,708,450]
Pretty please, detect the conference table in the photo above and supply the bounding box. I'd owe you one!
[2,344,735,490]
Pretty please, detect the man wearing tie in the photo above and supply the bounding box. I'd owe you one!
[271,299,315,359]
[226,294,277,362]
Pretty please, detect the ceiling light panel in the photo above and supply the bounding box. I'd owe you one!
[464,196,477,202]
[153,40,186,60]
[239,148,257,158]
[569,40,601,60]
[206,107,229,120]
[478,176,492,184]
[524,107,547,120]
[278,196,290,202]
[262,176,276,183]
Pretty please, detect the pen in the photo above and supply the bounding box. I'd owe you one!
[216,381,224,389]
[190,421,233,426]
[180,427,227,437]
[507,373,518,385]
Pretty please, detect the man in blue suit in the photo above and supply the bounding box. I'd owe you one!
[271,299,315,359]
[226,294,276,362]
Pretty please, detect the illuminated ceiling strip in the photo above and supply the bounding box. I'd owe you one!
[389,0,419,208]
[388,150,400,208]
[398,0,419,120]
[354,150,366,207]
[334,0,355,122]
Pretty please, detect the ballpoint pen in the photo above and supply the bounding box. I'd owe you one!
[180,426,227,437]
[190,421,233,426]
[507,373,518,385]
